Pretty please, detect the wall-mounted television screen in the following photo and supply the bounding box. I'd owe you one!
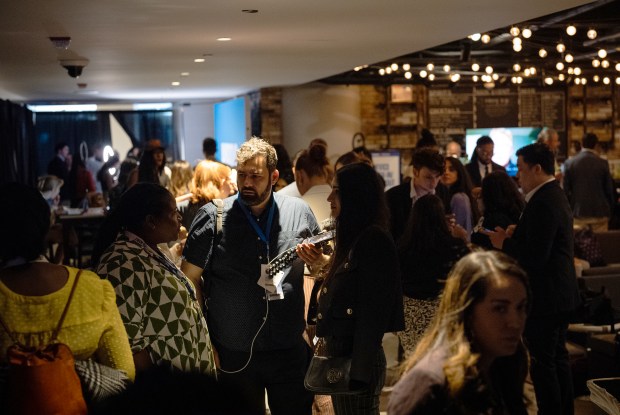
[465,127,542,177]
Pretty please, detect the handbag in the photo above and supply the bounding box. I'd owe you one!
[0,270,88,415]
[304,338,360,395]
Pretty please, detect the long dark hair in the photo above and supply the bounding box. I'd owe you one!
[398,194,451,255]
[481,171,525,222]
[325,163,388,283]
[138,149,166,184]
[445,157,479,222]
[92,183,172,265]
[0,183,50,263]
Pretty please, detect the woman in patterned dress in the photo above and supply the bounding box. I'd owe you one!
[397,194,470,358]
[93,183,215,376]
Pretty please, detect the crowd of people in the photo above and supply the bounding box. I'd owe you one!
[1,129,617,414]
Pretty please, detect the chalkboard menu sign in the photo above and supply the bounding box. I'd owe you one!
[428,87,474,138]
[519,88,565,131]
[474,87,519,128]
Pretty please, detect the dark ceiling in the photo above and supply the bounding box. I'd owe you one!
[320,0,620,88]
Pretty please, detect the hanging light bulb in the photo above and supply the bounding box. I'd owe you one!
[450,73,461,82]
[443,64,450,73]
[510,27,520,37]
[512,37,522,46]
[402,63,411,71]
[575,78,581,85]
[492,73,499,81]
[473,75,479,82]
[485,66,493,74]
[481,34,491,44]
[556,62,565,71]
[593,75,600,82]
[539,48,548,58]
[379,68,385,76]
[404,71,412,79]
[391,63,399,71]
[469,33,481,41]
[616,77,620,85]
[592,59,601,68]
[568,67,574,74]
[511,76,517,84]
[601,60,610,68]
[598,49,607,58]
[419,70,428,78]
[385,67,392,74]
[471,63,480,72]
[616,63,620,72]
[603,77,610,85]
[428,74,435,81]
[581,77,587,84]
[529,67,537,75]
[513,43,522,52]
[565,53,574,63]
[544,77,554,85]
[522,28,532,38]
[513,63,521,72]
[518,76,524,84]
[566,25,577,36]
[556,43,566,53]
[524,68,531,76]
[574,67,582,76]
[587,29,597,39]
[426,63,434,71]
[559,73,566,81]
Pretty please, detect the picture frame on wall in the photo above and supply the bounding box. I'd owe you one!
[390,85,414,103]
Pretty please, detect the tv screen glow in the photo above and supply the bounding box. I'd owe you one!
[465,127,542,177]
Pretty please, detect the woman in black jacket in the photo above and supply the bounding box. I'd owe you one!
[299,163,404,414]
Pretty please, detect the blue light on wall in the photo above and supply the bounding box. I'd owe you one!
[214,97,246,166]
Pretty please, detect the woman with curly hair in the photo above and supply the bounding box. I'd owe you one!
[389,251,531,415]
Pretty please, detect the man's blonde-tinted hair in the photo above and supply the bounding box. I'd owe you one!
[236,137,278,171]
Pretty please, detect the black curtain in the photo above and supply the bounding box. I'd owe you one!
[111,111,176,157]
[0,100,36,185]
[35,112,112,176]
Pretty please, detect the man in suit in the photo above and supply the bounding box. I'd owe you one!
[563,133,615,232]
[47,142,71,202]
[465,135,506,187]
[385,148,445,242]
[484,143,579,415]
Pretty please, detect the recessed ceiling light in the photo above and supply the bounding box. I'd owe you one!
[194,58,205,63]
[171,81,180,86]
[217,37,232,42]
[180,72,190,77]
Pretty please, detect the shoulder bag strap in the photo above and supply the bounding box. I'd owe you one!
[50,269,82,342]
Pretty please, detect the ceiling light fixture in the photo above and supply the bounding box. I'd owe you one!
[513,63,521,72]
[49,36,71,49]
[402,63,411,71]
[385,67,392,74]
[180,72,190,76]
[419,70,428,78]
[593,75,600,82]
[575,78,581,85]
[379,68,385,76]
[171,81,180,86]
[426,63,434,71]
[471,63,480,72]
[529,67,536,75]
[428,73,435,81]
[581,77,587,84]
[566,25,577,36]
[485,66,493,74]
[469,33,481,41]
[473,75,479,82]
[592,59,601,67]
[481,34,491,44]
[556,43,566,53]
[598,49,607,58]
[603,77,610,85]
[524,68,531,76]
[512,37,522,45]
[556,62,565,71]
[513,43,522,52]
[450,73,461,82]
[616,77,620,85]
[568,67,574,74]
[616,63,620,71]
[544,77,554,85]
[492,73,499,81]
[574,67,582,75]
[522,28,532,38]
[587,29,597,39]
[601,60,610,68]
[216,37,232,41]
[539,48,548,58]
[194,58,205,63]
[443,64,450,72]
[391,63,398,71]
[565,54,574,63]
[510,27,520,37]
[559,73,566,81]
[404,71,412,79]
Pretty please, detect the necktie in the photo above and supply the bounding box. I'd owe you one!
[485,164,490,177]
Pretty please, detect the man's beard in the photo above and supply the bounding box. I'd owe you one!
[239,185,271,207]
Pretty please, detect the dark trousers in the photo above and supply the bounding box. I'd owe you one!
[331,348,386,415]
[216,339,313,415]
[525,318,574,415]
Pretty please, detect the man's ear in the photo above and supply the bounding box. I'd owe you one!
[412,167,420,178]
[271,169,280,186]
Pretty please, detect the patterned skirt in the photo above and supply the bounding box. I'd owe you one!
[397,296,441,358]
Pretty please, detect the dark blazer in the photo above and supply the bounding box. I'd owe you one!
[465,161,506,187]
[47,155,70,200]
[563,150,615,218]
[315,226,405,384]
[502,180,579,318]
